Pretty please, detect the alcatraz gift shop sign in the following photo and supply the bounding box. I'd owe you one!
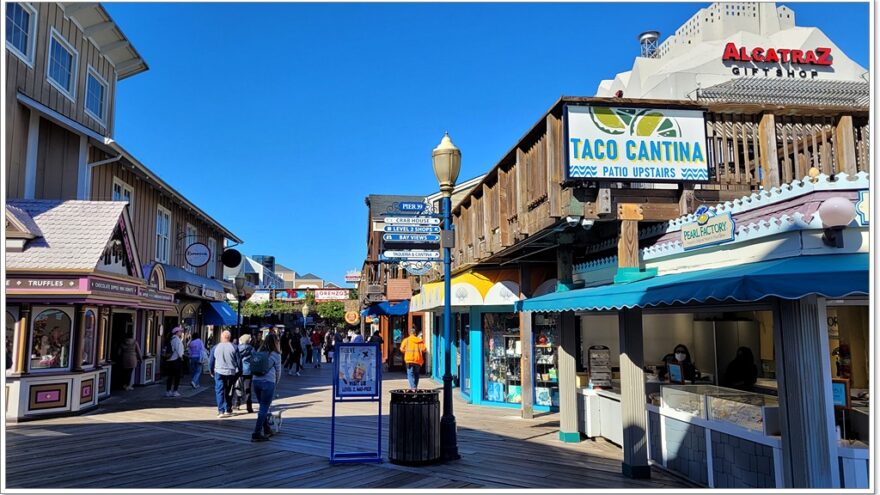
[565,105,708,182]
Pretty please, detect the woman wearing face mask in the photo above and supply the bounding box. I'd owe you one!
[662,344,697,383]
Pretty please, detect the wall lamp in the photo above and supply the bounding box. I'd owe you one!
[817,197,856,248]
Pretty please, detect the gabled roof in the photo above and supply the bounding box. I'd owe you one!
[5,200,130,271]
[274,263,294,273]
[298,272,322,280]
[5,205,43,239]
[60,3,148,80]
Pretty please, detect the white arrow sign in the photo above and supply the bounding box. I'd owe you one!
[384,216,441,225]
[383,250,440,259]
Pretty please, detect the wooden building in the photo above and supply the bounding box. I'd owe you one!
[5,2,242,420]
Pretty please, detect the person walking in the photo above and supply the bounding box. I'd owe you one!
[188,333,206,389]
[351,330,364,344]
[324,329,336,364]
[234,334,255,413]
[300,331,311,367]
[209,330,241,418]
[119,330,142,391]
[280,330,292,372]
[288,330,303,376]
[310,329,323,368]
[368,330,383,345]
[251,332,282,442]
[164,327,185,397]
[400,327,426,389]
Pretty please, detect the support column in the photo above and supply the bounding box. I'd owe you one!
[619,307,650,479]
[773,296,839,488]
[97,307,109,363]
[72,305,85,372]
[23,111,39,199]
[15,305,31,374]
[758,113,780,189]
[519,264,534,419]
[556,238,579,441]
[834,115,857,175]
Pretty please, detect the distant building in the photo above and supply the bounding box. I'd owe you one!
[294,272,324,289]
[224,256,283,290]
[251,255,276,274]
[274,263,296,289]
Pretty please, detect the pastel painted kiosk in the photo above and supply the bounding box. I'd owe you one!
[330,342,383,464]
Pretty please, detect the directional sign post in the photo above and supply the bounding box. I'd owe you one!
[383,250,440,260]
[384,225,441,233]
[383,217,441,225]
[383,233,441,243]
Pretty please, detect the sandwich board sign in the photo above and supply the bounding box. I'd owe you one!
[330,343,382,464]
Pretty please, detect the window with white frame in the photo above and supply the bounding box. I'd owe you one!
[185,223,198,272]
[155,206,171,263]
[207,237,217,278]
[112,177,133,205]
[85,67,108,125]
[5,3,37,66]
[47,28,77,101]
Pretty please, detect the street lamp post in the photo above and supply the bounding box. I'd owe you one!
[432,132,461,461]
[301,302,310,331]
[234,271,246,339]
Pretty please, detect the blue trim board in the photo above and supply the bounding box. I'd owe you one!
[559,431,582,443]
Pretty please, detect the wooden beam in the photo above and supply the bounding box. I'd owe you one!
[615,202,682,222]
[758,113,780,189]
[834,115,858,175]
[617,220,639,269]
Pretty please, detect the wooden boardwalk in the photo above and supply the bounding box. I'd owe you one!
[5,363,694,489]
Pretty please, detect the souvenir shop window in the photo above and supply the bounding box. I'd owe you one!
[534,313,560,408]
[30,309,72,370]
[5,310,17,371]
[81,309,97,367]
[483,312,521,404]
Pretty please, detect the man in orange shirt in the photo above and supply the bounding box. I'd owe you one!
[399,327,426,389]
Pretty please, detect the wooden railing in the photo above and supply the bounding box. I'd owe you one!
[449,99,869,271]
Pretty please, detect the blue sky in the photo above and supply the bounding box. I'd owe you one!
[105,2,870,285]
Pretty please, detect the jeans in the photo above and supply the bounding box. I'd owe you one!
[234,375,253,411]
[165,359,182,392]
[190,359,203,386]
[406,363,421,388]
[252,380,276,435]
[214,373,237,413]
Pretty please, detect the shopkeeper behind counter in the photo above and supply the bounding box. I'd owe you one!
[659,344,697,383]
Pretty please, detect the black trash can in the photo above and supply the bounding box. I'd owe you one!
[388,389,441,465]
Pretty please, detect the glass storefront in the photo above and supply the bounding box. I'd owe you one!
[483,312,521,404]
[30,308,72,370]
[533,313,559,408]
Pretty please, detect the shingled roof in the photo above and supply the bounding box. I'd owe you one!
[697,78,870,107]
[5,200,128,271]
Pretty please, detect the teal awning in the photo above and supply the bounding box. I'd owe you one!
[203,301,239,326]
[517,254,868,313]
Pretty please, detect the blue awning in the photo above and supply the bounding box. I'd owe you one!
[203,301,239,326]
[518,254,868,313]
[361,300,410,317]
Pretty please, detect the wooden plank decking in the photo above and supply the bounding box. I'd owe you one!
[5,365,695,489]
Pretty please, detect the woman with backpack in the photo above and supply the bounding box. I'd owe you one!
[251,332,282,442]
[234,334,255,413]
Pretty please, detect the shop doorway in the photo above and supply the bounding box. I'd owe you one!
[110,311,135,390]
[458,313,470,395]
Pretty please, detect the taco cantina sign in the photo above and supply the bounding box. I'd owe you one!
[722,43,833,79]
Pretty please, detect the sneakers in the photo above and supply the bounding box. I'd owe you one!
[191,381,198,389]
[296,371,301,376]
[172,391,181,397]
[164,391,172,398]
[217,412,225,418]
[221,411,233,418]
[251,433,269,442]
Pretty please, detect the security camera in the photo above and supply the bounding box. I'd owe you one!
[581,218,595,230]
[565,216,582,227]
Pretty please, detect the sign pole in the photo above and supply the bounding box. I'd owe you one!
[440,194,460,461]
[329,342,383,464]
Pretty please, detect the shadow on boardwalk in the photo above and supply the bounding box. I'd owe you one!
[5,365,696,489]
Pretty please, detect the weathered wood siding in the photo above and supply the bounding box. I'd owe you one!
[34,117,79,199]
[90,158,226,279]
[6,3,117,135]
[5,101,29,198]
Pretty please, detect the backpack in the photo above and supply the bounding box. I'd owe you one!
[250,350,272,376]
[162,340,174,361]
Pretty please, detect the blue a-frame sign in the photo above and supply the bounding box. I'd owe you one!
[330,342,383,464]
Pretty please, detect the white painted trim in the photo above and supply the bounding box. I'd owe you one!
[76,134,88,199]
[16,92,105,142]
[5,2,38,68]
[155,205,172,263]
[80,307,99,369]
[772,446,785,487]
[83,65,108,128]
[46,27,78,103]
[23,110,39,198]
[185,223,198,272]
[207,237,217,279]
[704,426,715,487]
[27,306,75,373]
[112,176,133,207]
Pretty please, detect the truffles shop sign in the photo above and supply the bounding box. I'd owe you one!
[565,105,709,182]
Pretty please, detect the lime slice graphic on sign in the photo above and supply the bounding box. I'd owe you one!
[633,112,680,137]
[590,107,626,135]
